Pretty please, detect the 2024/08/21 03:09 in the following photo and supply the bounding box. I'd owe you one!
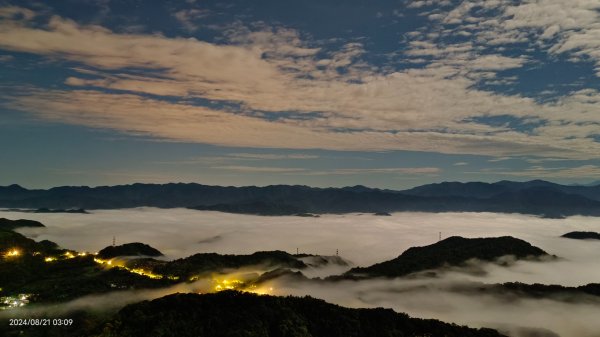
[8,318,74,326]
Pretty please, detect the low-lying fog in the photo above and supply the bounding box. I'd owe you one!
[3,208,600,337]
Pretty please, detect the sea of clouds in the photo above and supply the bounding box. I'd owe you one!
[3,208,600,336]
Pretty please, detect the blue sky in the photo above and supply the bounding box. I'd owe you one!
[1,0,600,189]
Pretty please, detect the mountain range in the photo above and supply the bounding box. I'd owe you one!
[1,179,600,217]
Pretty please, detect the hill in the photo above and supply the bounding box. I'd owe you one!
[344,236,549,278]
[0,228,57,254]
[97,242,163,259]
[134,250,308,279]
[94,291,505,337]
[483,282,600,300]
[437,281,600,304]
[0,228,173,303]
[561,231,600,240]
[0,217,45,230]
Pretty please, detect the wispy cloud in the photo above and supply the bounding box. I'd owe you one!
[475,165,600,179]
[277,167,441,176]
[173,8,210,32]
[487,157,514,163]
[212,166,308,173]
[227,153,319,160]
[210,165,440,176]
[0,54,14,62]
[314,167,440,175]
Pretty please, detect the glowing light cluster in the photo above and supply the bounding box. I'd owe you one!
[0,294,31,310]
[213,278,245,291]
[210,277,274,295]
[94,257,115,266]
[246,284,275,295]
[3,249,20,258]
[40,250,91,263]
[93,257,175,280]
[129,268,163,279]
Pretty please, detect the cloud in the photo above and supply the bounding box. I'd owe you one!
[487,157,513,163]
[0,6,600,160]
[306,167,441,175]
[502,0,600,73]
[173,8,210,32]
[422,0,600,76]
[0,5,35,20]
[212,166,308,173]
[0,54,13,62]
[226,153,319,160]
[47,168,190,185]
[5,87,590,159]
[6,208,600,276]
[406,0,452,9]
[477,165,600,179]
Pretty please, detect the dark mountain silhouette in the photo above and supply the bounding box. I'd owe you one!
[343,236,549,278]
[190,201,305,216]
[94,291,506,337]
[137,250,308,279]
[97,242,164,259]
[2,180,600,216]
[403,179,600,201]
[0,218,45,230]
[474,282,600,300]
[0,228,57,254]
[561,231,600,240]
[403,181,512,198]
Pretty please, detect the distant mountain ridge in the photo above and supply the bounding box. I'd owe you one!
[402,179,600,200]
[2,180,600,217]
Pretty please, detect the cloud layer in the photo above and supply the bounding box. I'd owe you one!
[5,208,600,336]
[0,4,599,159]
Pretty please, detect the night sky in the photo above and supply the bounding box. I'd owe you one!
[1,0,600,188]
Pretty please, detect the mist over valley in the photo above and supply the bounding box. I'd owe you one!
[2,208,600,336]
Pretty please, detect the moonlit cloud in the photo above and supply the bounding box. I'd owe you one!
[0,5,599,162]
[421,0,600,76]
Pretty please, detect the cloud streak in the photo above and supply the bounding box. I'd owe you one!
[475,165,600,179]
